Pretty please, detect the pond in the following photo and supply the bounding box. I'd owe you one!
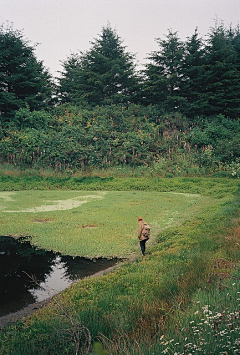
[0,236,118,317]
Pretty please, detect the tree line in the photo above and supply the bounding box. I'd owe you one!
[0,22,239,176]
[1,22,240,121]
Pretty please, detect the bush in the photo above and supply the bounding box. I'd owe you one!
[0,106,239,174]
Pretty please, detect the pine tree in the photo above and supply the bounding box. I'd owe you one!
[144,30,185,111]
[0,25,53,122]
[58,25,140,106]
[57,54,83,104]
[230,25,240,73]
[204,23,240,118]
[181,29,207,117]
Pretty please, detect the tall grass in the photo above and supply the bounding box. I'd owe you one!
[124,267,240,355]
[0,164,238,198]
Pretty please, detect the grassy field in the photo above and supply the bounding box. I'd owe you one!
[0,175,239,355]
[0,189,215,258]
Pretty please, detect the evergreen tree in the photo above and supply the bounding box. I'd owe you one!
[204,23,240,118]
[0,25,53,123]
[181,29,207,117]
[144,30,185,111]
[230,25,240,73]
[58,25,140,106]
[57,54,82,104]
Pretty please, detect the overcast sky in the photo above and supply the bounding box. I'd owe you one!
[1,0,240,77]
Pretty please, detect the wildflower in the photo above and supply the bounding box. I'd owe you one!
[220,330,227,336]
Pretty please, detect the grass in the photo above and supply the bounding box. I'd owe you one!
[0,189,214,258]
[0,163,239,197]
[0,175,239,354]
[168,274,240,355]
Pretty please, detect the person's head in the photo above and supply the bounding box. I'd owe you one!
[138,216,143,222]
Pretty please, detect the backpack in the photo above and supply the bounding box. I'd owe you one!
[142,223,151,238]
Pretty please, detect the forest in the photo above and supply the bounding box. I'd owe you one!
[0,22,240,176]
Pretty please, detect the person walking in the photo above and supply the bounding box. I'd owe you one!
[138,216,150,256]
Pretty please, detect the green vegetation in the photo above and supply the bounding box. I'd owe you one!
[59,25,140,106]
[0,106,239,176]
[0,18,239,355]
[0,24,52,121]
[0,22,240,178]
[0,166,238,194]
[153,276,240,354]
[0,177,239,354]
[1,22,240,118]
[0,189,214,258]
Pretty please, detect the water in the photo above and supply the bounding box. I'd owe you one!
[0,236,118,317]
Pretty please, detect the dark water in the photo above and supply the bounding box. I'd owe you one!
[0,236,118,317]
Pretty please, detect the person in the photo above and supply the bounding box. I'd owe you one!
[138,216,149,256]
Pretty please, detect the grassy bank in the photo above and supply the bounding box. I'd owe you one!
[0,167,238,196]
[0,176,239,354]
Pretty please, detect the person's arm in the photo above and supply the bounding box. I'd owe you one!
[138,222,143,239]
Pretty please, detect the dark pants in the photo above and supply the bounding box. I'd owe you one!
[140,240,147,256]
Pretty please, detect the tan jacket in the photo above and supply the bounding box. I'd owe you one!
[138,220,148,241]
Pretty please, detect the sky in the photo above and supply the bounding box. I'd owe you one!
[1,0,240,77]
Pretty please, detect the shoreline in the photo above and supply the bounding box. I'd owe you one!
[0,259,126,330]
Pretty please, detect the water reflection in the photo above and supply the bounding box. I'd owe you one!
[0,236,117,317]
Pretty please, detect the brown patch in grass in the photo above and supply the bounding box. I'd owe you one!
[81,224,98,229]
[208,257,238,290]
[224,224,240,248]
[32,218,54,223]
